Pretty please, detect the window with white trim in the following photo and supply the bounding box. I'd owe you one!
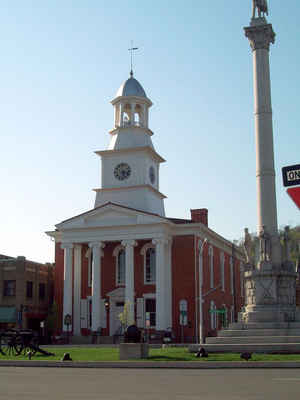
[230,256,234,295]
[85,248,93,288]
[145,247,156,284]
[220,252,225,291]
[117,249,125,285]
[209,246,214,289]
[210,301,217,330]
[222,304,228,328]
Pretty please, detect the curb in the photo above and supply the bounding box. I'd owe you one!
[1,360,300,369]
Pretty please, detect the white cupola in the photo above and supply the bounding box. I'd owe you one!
[93,73,166,216]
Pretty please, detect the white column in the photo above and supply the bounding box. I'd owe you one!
[61,243,73,332]
[120,103,124,127]
[130,103,135,125]
[73,244,82,336]
[142,104,147,127]
[121,239,137,325]
[165,238,172,329]
[153,238,169,331]
[89,241,105,332]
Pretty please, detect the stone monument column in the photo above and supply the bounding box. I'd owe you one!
[244,18,281,267]
[241,4,298,324]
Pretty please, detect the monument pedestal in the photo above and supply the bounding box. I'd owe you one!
[241,264,298,324]
[119,343,149,360]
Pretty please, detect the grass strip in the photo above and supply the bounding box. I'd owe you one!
[1,347,300,362]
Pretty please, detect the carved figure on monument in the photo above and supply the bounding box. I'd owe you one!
[243,227,253,265]
[252,0,268,19]
[259,225,271,262]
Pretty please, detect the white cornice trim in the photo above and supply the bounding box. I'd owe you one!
[108,126,154,137]
[92,184,167,199]
[45,230,62,242]
[111,95,152,107]
[170,223,243,259]
[95,146,165,163]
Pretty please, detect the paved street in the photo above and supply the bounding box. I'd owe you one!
[1,367,300,400]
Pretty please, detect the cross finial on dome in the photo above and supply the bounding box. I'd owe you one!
[128,41,138,78]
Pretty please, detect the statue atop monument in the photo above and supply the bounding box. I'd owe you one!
[259,225,271,262]
[243,228,253,265]
[252,0,268,19]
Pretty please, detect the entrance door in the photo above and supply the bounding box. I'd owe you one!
[109,301,124,336]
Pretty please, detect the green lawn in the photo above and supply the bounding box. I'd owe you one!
[1,347,300,362]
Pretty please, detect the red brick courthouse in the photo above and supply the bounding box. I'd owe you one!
[47,74,244,343]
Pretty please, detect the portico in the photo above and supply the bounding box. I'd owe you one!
[57,202,173,336]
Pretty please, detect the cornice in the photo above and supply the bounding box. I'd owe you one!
[111,95,152,107]
[95,146,165,163]
[108,126,154,137]
[93,184,167,199]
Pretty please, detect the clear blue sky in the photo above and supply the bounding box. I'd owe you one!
[1,1,299,263]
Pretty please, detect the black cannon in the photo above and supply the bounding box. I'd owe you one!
[123,325,141,343]
[0,329,54,357]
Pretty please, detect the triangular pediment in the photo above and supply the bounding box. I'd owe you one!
[55,202,166,230]
[107,287,125,298]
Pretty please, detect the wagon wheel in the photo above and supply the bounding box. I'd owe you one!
[0,334,18,356]
[0,334,8,355]
[28,336,40,355]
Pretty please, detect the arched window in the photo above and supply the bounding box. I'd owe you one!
[145,248,156,283]
[140,243,156,284]
[134,104,142,126]
[220,252,225,291]
[230,256,234,295]
[117,249,125,285]
[113,245,126,286]
[222,304,228,328]
[210,301,217,330]
[209,246,214,289]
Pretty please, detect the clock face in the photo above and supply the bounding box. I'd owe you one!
[114,163,131,181]
[149,166,155,184]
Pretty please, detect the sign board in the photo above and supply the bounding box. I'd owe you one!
[179,299,188,326]
[287,187,300,210]
[282,164,300,187]
[179,311,188,326]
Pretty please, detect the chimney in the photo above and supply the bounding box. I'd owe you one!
[190,208,208,227]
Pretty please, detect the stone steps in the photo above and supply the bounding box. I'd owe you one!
[229,322,300,330]
[218,329,300,337]
[189,343,300,354]
[206,336,300,344]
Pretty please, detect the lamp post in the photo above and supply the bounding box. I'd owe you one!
[199,238,207,344]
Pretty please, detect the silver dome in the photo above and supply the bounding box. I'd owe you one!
[115,77,147,98]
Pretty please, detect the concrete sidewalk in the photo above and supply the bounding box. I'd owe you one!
[1,360,300,369]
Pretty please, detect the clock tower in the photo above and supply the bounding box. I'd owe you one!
[94,73,166,216]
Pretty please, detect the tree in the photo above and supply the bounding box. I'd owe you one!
[118,301,135,332]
